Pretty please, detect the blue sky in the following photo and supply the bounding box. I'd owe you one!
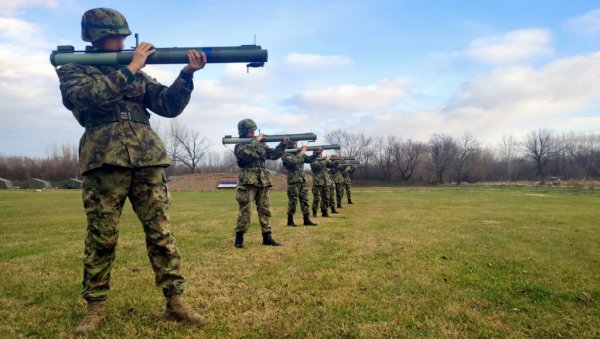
[1,0,599,157]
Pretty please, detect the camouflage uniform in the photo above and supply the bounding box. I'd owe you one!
[234,139,286,234]
[310,159,332,215]
[281,151,317,216]
[343,165,355,203]
[56,37,194,302]
[332,164,345,207]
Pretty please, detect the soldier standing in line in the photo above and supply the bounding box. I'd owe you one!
[233,119,288,248]
[326,164,339,214]
[343,164,355,204]
[332,160,345,209]
[55,8,207,336]
[310,147,332,217]
[281,141,318,226]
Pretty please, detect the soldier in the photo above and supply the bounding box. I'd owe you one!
[310,147,333,217]
[332,160,345,209]
[343,164,355,204]
[55,8,207,336]
[234,119,287,248]
[326,164,339,214]
[281,141,318,226]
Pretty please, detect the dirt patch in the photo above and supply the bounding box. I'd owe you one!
[167,172,290,192]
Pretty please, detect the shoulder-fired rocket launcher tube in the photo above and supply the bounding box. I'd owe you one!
[317,156,356,161]
[222,133,317,145]
[50,45,268,67]
[284,144,341,153]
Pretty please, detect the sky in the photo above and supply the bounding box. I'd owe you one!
[1,0,599,157]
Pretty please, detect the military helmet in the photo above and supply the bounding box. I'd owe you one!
[81,8,131,43]
[238,118,257,136]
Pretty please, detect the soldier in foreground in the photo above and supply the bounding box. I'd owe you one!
[310,147,333,217]
[233,119,287,248]
[281,141,318,226]
[55,8,207,336]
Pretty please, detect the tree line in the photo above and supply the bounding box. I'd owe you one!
[1,124,599,185]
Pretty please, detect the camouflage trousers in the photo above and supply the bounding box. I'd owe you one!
[312,185,331,212]
[344,183,352,201]
[81,165,186,302]
[287,182,310,216]
[235,184,272,233]
[334,183,344,205]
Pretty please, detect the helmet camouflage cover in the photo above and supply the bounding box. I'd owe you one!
[238,119,257,136]
[81,8,132,43]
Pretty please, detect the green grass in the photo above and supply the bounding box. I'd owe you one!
[0,186,598,338]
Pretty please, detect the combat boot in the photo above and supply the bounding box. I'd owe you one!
[348,199,353,204]
[74,300,106,336]
[287,214,297,227]
[337,202,342,208]
[262,232,282,246]
[303,214,318,226]
[164,294,207,326]
[321,209,329,217]
[312,209,317,217]
[331,206,338,214]
[234,231,244,248]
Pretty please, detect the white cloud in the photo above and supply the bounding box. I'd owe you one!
[566,8,600,35]
[0,0,59,15]
[285,77,410,114]
[283,53,353,70]
[436,28,553,65]
[303,51,600,145]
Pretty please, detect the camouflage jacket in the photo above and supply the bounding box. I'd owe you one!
[281,152,317,184]
[56,63,193,174]
[234,139,286,187]
[310,159,334,186]
[342,166,355,184]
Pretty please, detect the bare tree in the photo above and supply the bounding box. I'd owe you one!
[499,133,517,182]
[452,131,479,185]
[374,136,395,180]
[522,128,557,184]
[171,122,210,174]
[429,133,457,184]
[394,139,425,181]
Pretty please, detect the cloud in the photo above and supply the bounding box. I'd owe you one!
[285,77,410,114]
[565,8,600,35]
[436,28,553,65]
[283,53,353,70]
[0,0,59,16]
[306,51,600,145]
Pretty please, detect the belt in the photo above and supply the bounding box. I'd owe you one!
[83,106,150,128]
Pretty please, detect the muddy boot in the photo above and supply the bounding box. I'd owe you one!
[312,209,317,217]
[262,232,282,246]
[348,199,353,204]
[337,202,342,208]
[321,209,329,217]
[234,231,244,248]
[164,294,207,326]
[74,300,106,336]
[287,214,297,227]
[303,214,318,226]
[331,206,338,214]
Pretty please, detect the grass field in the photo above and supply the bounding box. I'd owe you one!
[0,186,598,338]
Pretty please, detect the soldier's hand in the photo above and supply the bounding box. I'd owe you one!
[256,133,265,142]
[183,50,206,74]
[301,145,308,152]
[326,155,331,161]
[128,42,155,74]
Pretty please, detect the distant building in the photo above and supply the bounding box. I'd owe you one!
[55,178,83,189]
[0,178,12,189]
